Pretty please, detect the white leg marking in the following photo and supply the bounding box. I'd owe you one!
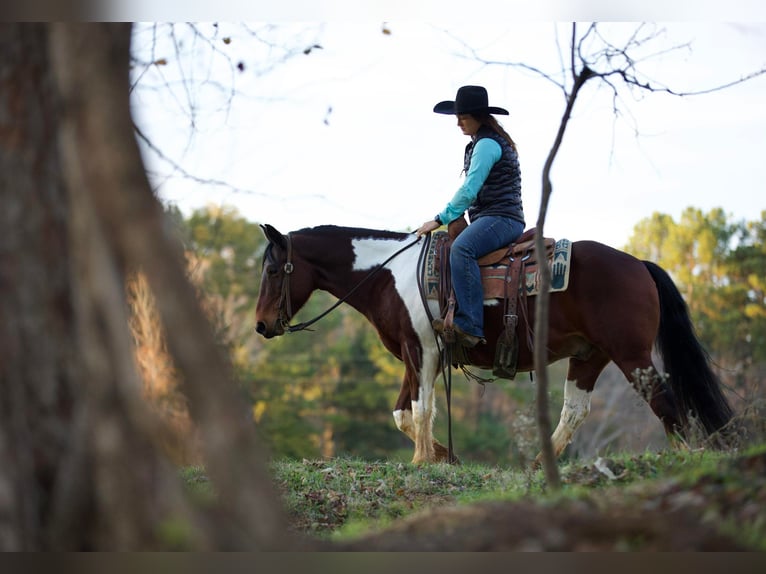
[410,387,437,463]
[551,379,591,456]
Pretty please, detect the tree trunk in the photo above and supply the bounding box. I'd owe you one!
[533,45,593,491]
[0,22,79,551]
[0,22,296,551]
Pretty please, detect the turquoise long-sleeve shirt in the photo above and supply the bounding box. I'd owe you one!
[437,137,502,225]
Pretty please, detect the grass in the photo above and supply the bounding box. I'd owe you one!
[270,457,536,538]
[179,445,766,549]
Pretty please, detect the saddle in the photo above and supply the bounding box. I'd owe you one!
[432,219,557,379]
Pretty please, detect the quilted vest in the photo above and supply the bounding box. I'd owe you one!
[464,126,524,224]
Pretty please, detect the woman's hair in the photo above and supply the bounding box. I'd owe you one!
[474,113,517,152]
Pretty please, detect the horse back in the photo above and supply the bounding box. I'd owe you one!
[553,240,661,347]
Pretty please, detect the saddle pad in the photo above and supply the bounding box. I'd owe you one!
[424,233,572,300]
[424,231,449,300]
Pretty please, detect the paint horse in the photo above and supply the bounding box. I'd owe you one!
[255,224,733,464]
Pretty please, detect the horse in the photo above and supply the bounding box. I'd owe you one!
[254,223,733,464]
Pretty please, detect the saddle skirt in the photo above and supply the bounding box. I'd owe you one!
[424,228,572,301]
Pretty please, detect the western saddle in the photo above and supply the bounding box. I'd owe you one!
[433,218,556,378]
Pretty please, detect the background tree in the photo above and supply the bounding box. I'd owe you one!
[626,208,766,409]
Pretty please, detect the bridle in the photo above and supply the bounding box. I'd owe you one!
[274,233,296,332]
[272,232,422,334]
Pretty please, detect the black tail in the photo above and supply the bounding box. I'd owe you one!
[643,260,733,435]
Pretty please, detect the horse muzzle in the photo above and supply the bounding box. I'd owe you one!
[255,320,285,339]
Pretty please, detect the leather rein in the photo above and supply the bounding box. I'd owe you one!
[275,232,423,333]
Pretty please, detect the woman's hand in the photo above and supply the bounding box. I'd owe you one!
[416,219,441,237]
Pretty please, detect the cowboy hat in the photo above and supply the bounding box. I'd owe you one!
[433,85,509,116]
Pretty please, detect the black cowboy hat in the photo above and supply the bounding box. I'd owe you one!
[433,85,509,116]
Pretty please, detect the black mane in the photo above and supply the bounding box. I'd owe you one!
[295,225,412,242]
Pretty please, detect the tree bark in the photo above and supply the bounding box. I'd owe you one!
[0,22,78,551]
[0,22,295,550]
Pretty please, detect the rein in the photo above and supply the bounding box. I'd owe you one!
[416,232,457,464]
[278,232,422,333]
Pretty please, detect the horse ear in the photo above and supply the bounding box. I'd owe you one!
[261,224,287,250]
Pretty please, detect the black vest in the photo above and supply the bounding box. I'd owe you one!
[463,126,524,224]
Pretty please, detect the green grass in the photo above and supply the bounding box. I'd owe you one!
[180,445,766,549]
[269,457,528,537]
[270,448,721,538]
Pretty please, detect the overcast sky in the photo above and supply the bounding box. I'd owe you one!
[131,20,766,249]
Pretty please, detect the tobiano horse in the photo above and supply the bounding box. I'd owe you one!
[254,224,733,464]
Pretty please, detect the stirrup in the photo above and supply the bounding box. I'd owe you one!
[432,319,484,348]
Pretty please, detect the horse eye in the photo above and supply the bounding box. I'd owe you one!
[266,264,279,277]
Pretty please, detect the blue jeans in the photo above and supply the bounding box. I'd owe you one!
[450,216,525,338]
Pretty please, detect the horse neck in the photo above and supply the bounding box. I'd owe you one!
[295,229,412,313]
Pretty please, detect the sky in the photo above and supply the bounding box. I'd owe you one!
[131,20,766,250]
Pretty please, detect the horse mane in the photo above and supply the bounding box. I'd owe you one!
[294,225,413,241]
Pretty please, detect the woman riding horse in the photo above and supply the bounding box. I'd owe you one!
[416,86,525,349]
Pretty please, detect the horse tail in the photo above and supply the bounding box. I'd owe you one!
[642,260,733,435]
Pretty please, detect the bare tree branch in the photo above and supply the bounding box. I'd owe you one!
[465,22,766,126]
[129,23,325,210]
